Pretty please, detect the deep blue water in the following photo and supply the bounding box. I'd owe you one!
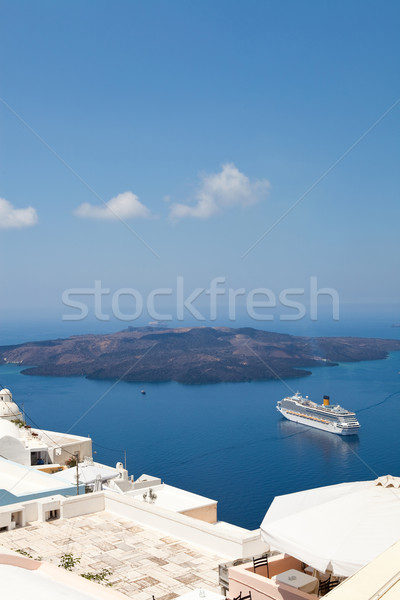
[1,313,400,530]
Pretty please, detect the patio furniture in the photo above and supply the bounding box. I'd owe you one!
[318,577,340,596]
[232,592,252,600]
[177,591,225,600]
[274,568,319,595]
[253,554,269,578]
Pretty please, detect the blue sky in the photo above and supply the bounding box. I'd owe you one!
[0,1,399,326]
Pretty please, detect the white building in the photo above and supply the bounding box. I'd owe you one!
[0,418,92,467]
[0,387,92,467]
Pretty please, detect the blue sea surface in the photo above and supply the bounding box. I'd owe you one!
[1,314,400,530]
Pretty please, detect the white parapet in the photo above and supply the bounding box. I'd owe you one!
[60,492,105,519]
[0,486,269,560]
[102,491,268,559]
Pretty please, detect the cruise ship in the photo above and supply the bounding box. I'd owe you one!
[277,392,360,435]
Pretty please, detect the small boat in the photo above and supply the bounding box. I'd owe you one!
[141,390,146,395]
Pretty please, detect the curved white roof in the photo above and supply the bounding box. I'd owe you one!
[0,405,21,418]
[0,419,22,440]
[0,563,119,600]
[0,399,21,418]
[0,388,12,396]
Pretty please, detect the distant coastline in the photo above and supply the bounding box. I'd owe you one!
[1,326,400,385]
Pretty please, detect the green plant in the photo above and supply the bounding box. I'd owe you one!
[14,549,42,561]
[81,568,113,586]
[65,456,77,467]
[11,418,26,428]
[58,552,81,571]
[58,553,113,585]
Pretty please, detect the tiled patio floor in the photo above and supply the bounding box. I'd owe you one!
[0,511,224,600]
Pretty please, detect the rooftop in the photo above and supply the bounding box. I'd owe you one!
[37,428,92,447]
[0,457,79,500]
[123,483,217,514]
[0,510,224,600]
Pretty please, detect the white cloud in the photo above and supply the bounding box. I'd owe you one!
[75,191,151,220]
[169,163,270,220]
[0,198,38,229]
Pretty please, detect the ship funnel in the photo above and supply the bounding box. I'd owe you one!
[323,395,330,406]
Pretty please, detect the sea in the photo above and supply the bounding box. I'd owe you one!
[1,306,400,530]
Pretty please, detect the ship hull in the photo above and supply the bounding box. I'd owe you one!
[277,406,359,436]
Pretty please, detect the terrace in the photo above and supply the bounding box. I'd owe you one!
[227,554,344,600]
[0,509,224,600]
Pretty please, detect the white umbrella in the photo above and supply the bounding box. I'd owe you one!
[260,476,400,577]
[52,464,120,486]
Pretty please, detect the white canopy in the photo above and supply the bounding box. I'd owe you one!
[53,464,119,486]
[260,476,400,577]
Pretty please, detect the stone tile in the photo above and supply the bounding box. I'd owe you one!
[89,560,112,570]
[161,562,182,573]
[148,556,168,566]
[176,573,203,585]
[158,593,179,600]
[147,570,181,588]
[170,587,192,596]
[143,585,168,597]
[115,542,135,552]
[167,554,193,565]
[134,576,161,589]
[133,593,151,600]
[126,525,144,533]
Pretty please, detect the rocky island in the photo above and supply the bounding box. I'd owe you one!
[1,326,400,384]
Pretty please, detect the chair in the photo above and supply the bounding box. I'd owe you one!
[253,554,269,578]
[319,577,340,596]
[232,592,252,600]
[327,580,340,592]
[318,577,330,596]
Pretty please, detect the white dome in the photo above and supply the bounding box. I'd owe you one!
[0,401,21,418]
[0,387,21,419]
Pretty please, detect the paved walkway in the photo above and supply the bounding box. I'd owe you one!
[0,511,224,600]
